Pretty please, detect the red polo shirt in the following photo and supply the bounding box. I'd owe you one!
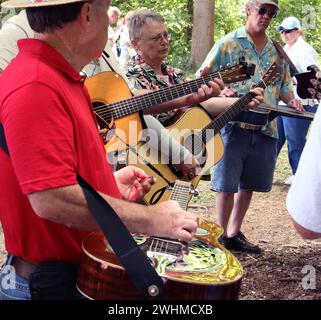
[0,39,121,264]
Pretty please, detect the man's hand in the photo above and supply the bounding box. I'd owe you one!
[146,200,198,242]
[287,98,305,112]
[219,87,238,97]
[180,66,225,108]
[246,87,265,110]
[114,166,156,202]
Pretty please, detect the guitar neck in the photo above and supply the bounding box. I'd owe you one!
[107,72,222,120]
[200,79,268,141]
[94,65,250,123]
[261,104,315,120]
[169,181,192,211]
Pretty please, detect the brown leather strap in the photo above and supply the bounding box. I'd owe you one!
[272,40,299,76]
[13,257,37,280]
[230,121,263,131]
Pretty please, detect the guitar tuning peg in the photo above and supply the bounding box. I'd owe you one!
[190,188,199,197]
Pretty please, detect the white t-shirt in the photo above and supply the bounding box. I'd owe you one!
[0,10,34,71]
[286,101,321,233]
[279,36,319,106]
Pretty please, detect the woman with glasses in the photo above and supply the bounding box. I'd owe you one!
[276,16,320,186]
[197,0,303,255]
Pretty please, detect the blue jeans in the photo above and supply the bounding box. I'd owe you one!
[211,124,277,193]
[277,104,318,174]
[0,255,31,300]
[0,255,85,300]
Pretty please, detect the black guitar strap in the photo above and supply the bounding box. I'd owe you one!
[101,50,117,73]
[0,123,165,299]
[0,124,8,155]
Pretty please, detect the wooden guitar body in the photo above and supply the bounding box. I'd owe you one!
[77,219,243,300]
[86,61,255,153]
[126,63,284,206]
[85,72,143,152]
[127,107,224,204]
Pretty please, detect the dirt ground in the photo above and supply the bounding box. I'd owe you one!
[190,180,321,300]
[0,154,320,300]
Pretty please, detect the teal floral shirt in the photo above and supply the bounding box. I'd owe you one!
[126,54,186,125]
[197,27,294,138]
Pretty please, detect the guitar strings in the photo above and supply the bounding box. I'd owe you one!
[92,66,245,124]
[179,62,280,158]
[181,80,265,158]
[170,182,191,211]
[92,69,226,114]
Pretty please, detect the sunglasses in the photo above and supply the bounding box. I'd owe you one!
[255,6,278,19]
[280,28,298,34]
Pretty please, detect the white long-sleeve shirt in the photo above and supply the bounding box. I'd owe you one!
[287,101,321,233]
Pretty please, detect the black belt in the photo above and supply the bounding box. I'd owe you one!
[12,257,37,280]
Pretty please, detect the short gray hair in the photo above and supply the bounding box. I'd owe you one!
[128,9,165,41]
[108,6,121,16]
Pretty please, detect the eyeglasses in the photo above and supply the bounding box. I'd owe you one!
[255,6,278,19]
[280,28,298,34]
[140,32,171,44]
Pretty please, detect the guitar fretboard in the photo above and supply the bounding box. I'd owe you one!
[169,180,193,211]
[93,63,250,126]
[148,238,182,256]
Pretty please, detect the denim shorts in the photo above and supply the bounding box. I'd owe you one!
[211,123,277,193]
[0,255,31,300]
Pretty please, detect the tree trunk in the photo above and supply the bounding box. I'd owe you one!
[190,0,215,69]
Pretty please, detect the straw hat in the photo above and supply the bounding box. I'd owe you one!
[1,0,87,9]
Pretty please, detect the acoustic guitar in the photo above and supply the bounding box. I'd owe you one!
[261,103,315,121]
[85,59,255,152]
[77,180,243,300]
[127,63,282,205]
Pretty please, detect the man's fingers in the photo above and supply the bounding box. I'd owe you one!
[200,66,209,77]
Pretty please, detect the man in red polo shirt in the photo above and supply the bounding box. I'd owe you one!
[0,0,222,300]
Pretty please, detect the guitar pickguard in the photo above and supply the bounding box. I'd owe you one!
[130,235,228,281]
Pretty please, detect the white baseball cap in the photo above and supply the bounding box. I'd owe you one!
[276,16,301,31]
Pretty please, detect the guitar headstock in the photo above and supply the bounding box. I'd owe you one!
[259,62,283,88]
[220,57,255,84]
[306,66,321,100]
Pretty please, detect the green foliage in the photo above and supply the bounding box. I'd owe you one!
[215,0,320,57]
[1,1,319,68]
[112,0,320,70]
[214,0,246,39]
[269,0,321,56]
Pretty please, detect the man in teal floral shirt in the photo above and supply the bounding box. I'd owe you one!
[197,0,303,254]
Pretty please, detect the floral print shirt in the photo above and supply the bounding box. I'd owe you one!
[197,26,294,138]
[126,54,186,125]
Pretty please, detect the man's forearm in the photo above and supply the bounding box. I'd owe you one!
[280,92,295,105]
[28,184,151,234]
[201,97,238,117]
